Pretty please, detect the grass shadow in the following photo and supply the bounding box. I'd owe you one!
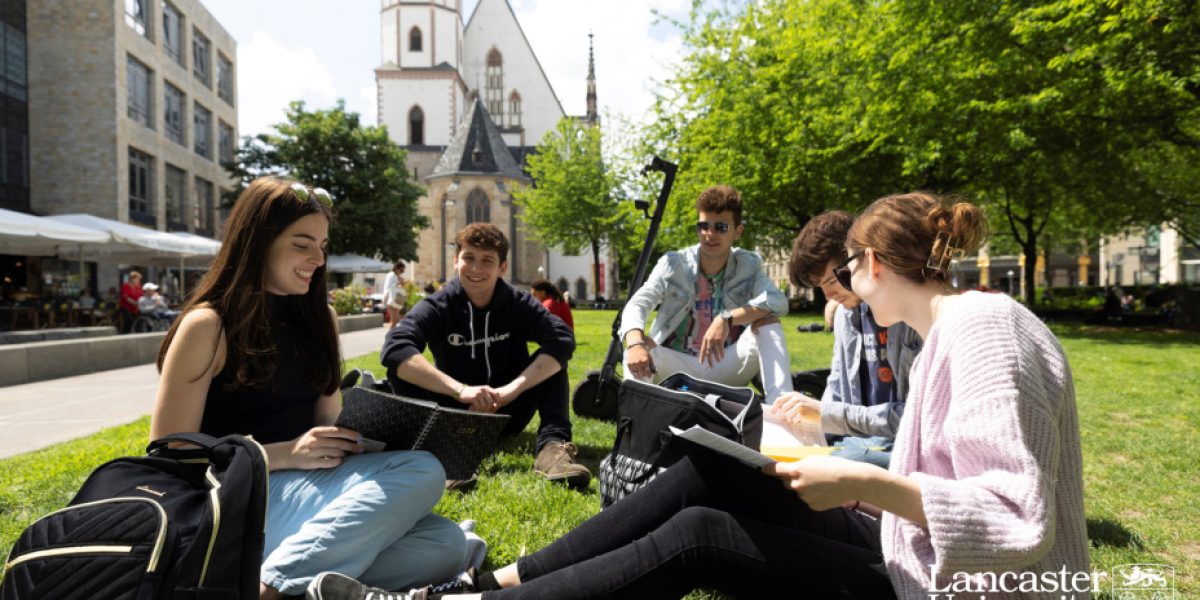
[496,430,537,456]
[1052,323,1200,347]
[1087,517,1145,550]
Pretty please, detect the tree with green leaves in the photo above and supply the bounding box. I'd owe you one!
[648,0,923,255]
[648,0,1198,304]
[1008,0,1200,248]
[514,118,622,299]
[867,0,1149,303]
[225,100,428,260]
[873,0,1200,301]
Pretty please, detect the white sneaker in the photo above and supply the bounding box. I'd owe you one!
[306,572,427,600]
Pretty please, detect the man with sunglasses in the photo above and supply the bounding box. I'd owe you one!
[777,210,922,467]
[619,185,794,402]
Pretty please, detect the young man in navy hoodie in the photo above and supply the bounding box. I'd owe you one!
[381,223,590,488]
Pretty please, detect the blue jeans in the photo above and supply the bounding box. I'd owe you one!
[831,435,893,469]
[261,450,467,595]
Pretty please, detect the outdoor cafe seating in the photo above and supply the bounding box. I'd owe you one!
[0,298,116,330]
[2,209,220,336]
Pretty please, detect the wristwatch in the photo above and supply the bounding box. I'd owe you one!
[718,309,734,327]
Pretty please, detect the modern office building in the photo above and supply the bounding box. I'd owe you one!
[28,0,236,235]
[0,0,29,214]
[9,0,237,296]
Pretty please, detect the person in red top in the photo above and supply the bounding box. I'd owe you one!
[119,271,144,333]
[530,279,573,330]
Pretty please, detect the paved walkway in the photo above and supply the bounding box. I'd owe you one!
[0,326,390,460]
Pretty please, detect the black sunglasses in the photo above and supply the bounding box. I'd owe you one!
[833,251,865,292]
[696,221,732,234]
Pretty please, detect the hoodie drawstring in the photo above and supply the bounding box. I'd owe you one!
[468,303,476,360]
[466,303,493,379]
[483,311,492,379]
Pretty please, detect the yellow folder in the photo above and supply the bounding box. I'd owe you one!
[759,445,837,462]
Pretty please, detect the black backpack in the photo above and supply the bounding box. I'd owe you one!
[1,433,269,600]
[598,373,764,507]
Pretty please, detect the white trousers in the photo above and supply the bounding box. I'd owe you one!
[623,323,793,403]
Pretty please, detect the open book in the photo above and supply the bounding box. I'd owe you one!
[671,417,835,470]
[336,386,510,480]
[670,425,778,469]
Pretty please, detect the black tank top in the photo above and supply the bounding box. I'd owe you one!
[200,294,319,444]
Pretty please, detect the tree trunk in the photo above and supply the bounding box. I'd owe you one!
[591,238,602,302]
[1001,189,1047,306]
[1022,239,1039,306]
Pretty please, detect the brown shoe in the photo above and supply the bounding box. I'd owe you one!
[445,474,478,492]
[534,440,591,489]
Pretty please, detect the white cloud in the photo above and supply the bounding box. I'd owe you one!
[354,85,378,126]
[505,0,686,126]
[235,31,339,137]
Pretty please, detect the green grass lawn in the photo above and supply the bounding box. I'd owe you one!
[2,311,1197,597]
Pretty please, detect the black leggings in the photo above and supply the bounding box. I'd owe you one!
[486,453,895,600]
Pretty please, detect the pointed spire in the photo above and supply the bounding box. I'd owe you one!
[586,32,598,126]
[587,32,596,80]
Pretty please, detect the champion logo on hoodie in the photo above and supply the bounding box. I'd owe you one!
[447,332,511,347]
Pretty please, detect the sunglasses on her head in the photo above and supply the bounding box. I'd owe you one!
[832,251,865,292]
[290,182,334,207]
[696,221,731,234]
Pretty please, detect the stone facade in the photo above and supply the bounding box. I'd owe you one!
[415,175,540,285]
[404,149,444,183]
[27,0,237,236]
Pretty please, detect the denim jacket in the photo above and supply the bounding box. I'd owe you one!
[618,245,788,345]
[820,303,922,439]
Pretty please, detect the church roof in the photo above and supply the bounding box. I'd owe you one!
[429,99,530,182]
[464,0,566,118]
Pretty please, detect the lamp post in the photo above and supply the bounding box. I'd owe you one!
[1007,269,1015,296]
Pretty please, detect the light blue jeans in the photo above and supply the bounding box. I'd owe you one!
[261,450,467,595]
[830,435,893,469]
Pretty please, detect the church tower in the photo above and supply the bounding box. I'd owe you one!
[376,0,468,180]
[378,0,614,298]
[585,32,598,126]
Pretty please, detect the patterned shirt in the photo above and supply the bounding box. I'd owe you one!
[666,270,738,355]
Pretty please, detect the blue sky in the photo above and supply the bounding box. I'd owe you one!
[200,0,692,139]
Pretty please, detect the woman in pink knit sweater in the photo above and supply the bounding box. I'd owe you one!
[308,193,1091,600]
[767,192,1091,598]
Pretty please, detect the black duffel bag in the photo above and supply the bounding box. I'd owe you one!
[598,373,763,508]
[1,433,269,600]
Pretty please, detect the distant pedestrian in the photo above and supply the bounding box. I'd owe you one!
[383,261,409,329]
[530,278,574,330]
[119,271,143,333]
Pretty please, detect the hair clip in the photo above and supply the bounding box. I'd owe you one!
[925,232,964,275]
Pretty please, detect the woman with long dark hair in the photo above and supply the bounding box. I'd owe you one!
[151,176,466,600]
[529,279,573,330]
